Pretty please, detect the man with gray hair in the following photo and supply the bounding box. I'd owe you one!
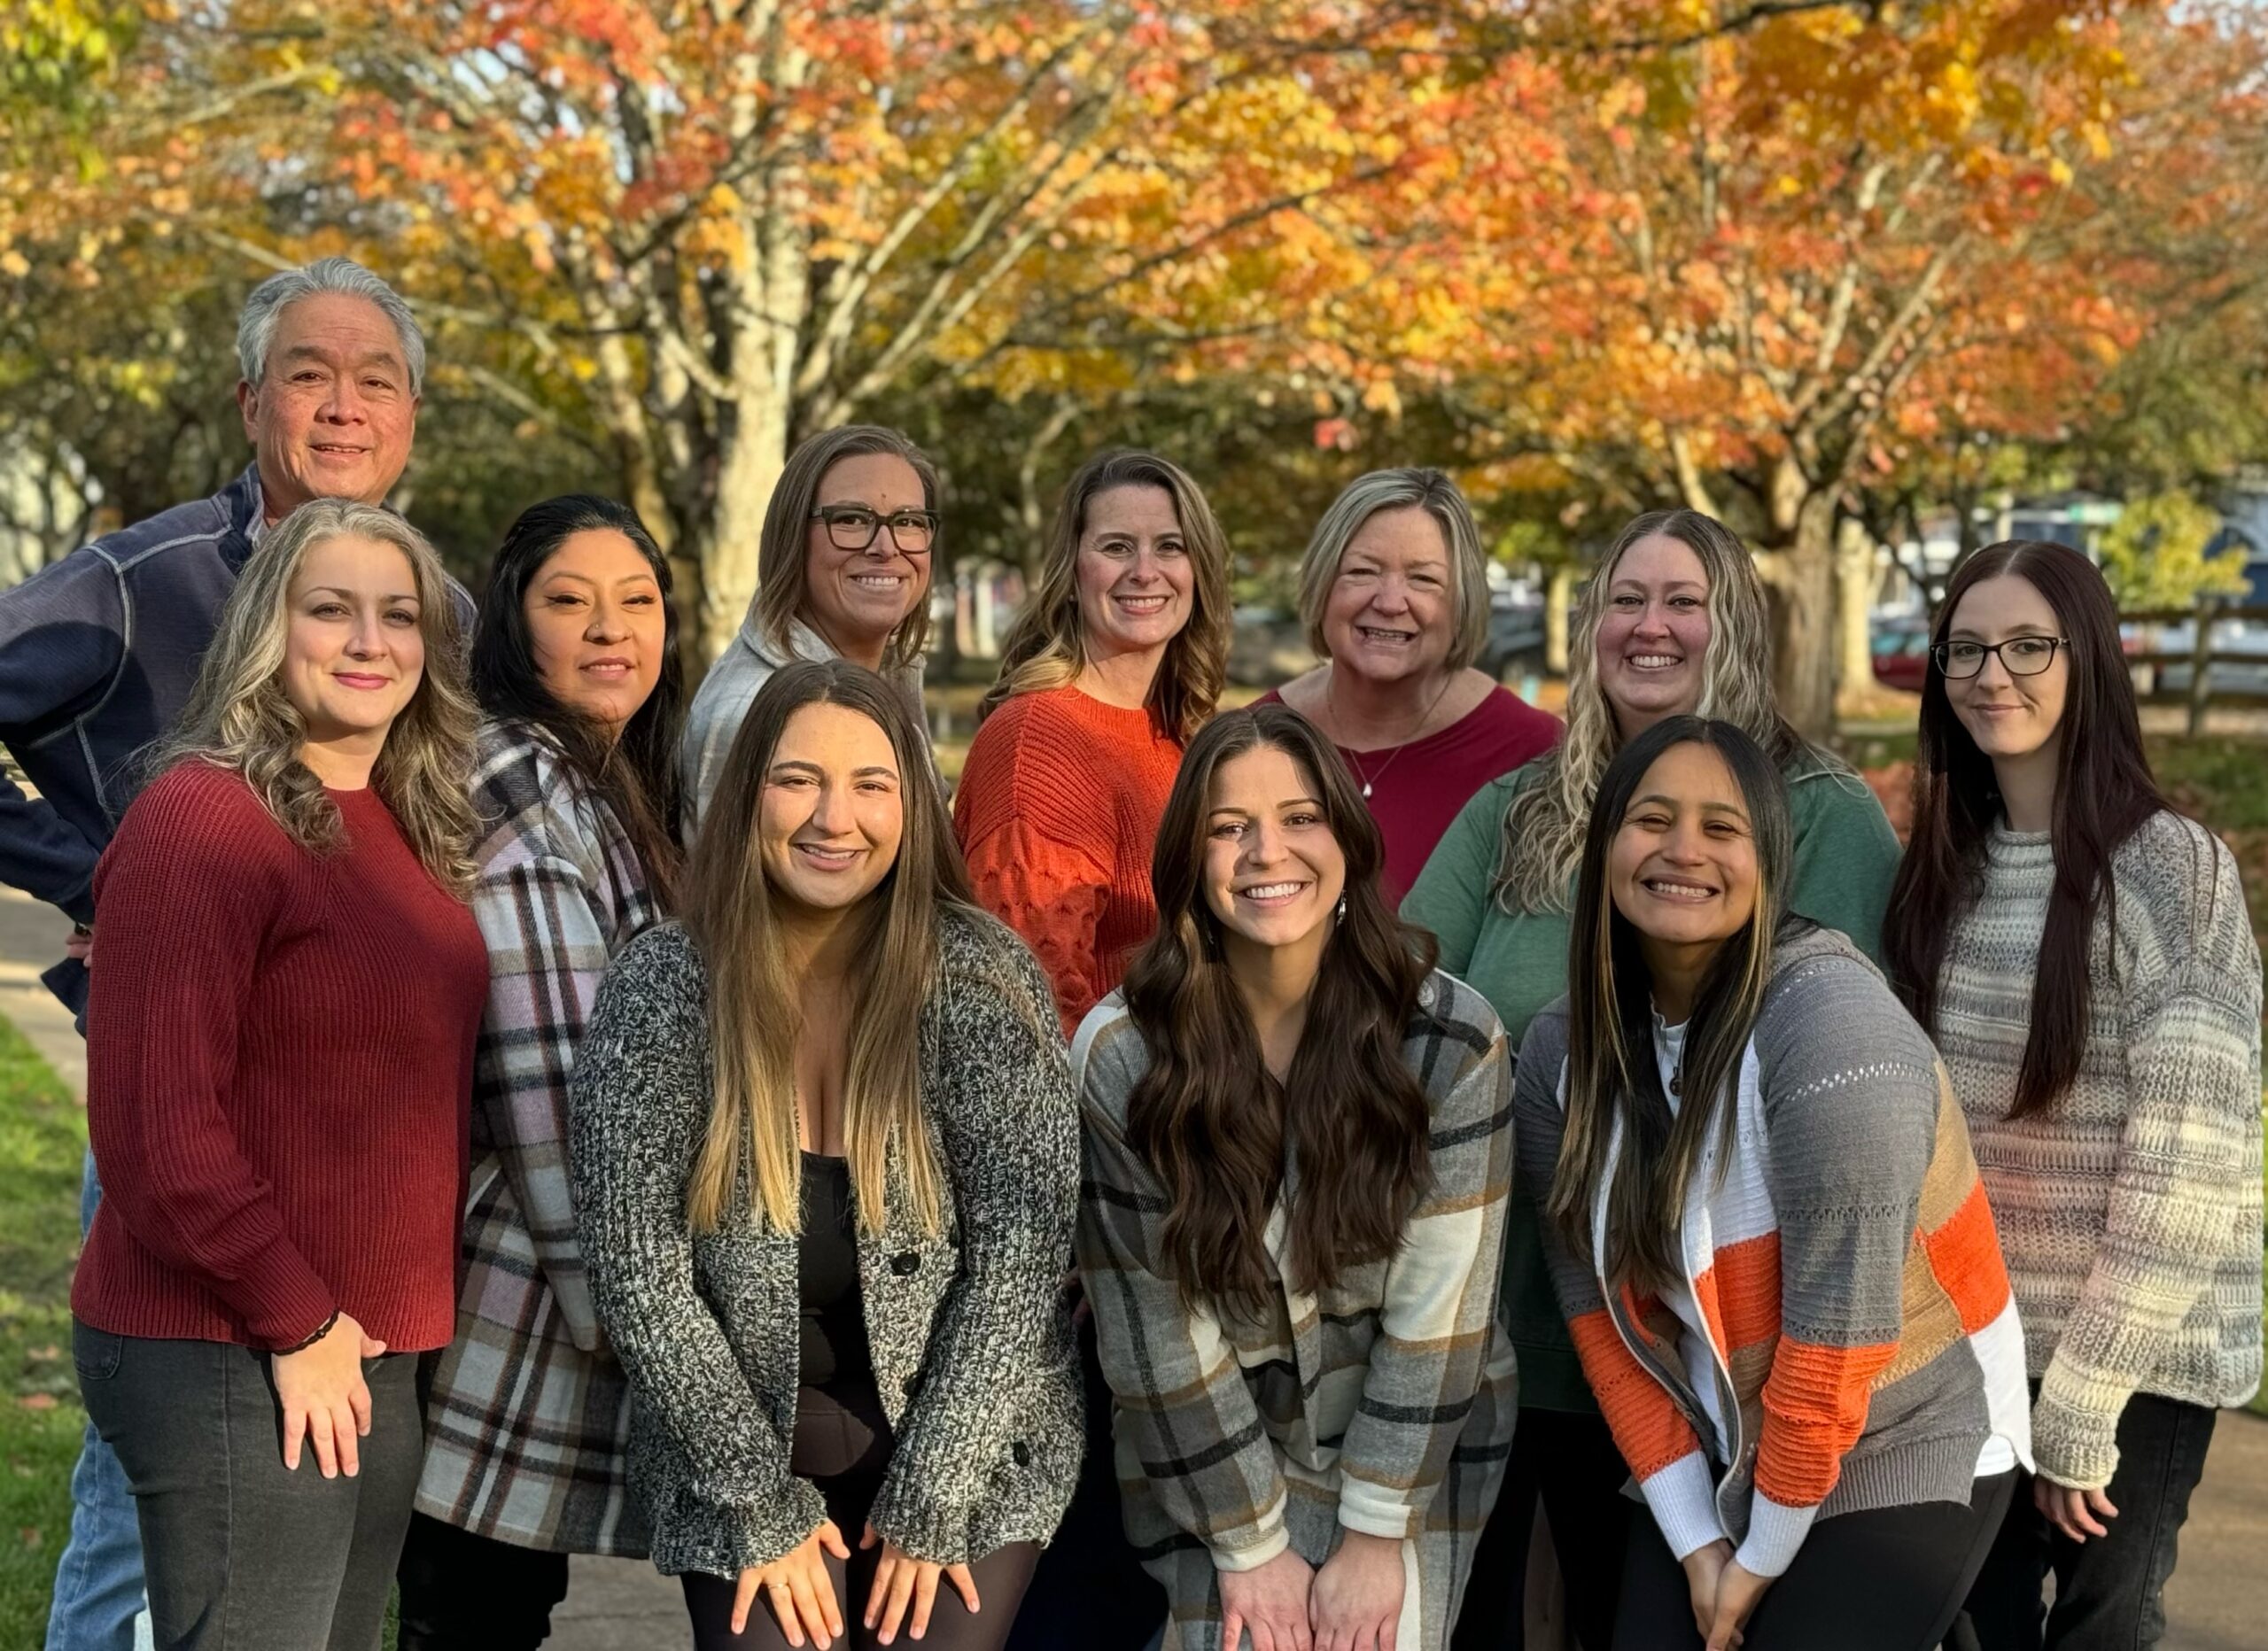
[0,256,427,1651]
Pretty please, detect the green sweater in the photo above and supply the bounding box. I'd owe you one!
[1401,751,1903,1411]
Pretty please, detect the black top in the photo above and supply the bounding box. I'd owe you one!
[797,1152,871,1391]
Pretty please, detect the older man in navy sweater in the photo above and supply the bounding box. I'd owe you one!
[6,256,428,1651]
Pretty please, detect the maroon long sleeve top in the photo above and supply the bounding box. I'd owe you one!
[73,762,487,1353]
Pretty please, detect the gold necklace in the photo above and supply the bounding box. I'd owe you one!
[1326,665,1456,801]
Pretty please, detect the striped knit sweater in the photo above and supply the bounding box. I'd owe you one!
[1513,927,2032,1580]
[1933,810,2264,1490]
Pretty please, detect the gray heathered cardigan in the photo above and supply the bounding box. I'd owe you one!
[568,907,1084,1579]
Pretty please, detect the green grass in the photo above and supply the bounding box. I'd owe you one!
[0,1015,91,1646]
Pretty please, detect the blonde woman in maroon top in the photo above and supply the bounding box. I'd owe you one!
[73,499,487,1651]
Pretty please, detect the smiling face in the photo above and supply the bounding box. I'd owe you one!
[1607,740,1759,957]
[1942,572,2070,766]
[281,532,426,761]
[1324,506,1456,689]
[1075,484,1196,665]
[237,292,419,523]
[524,528,666,732]
[801,453,933,666]
[1596,533,1711,738]
[757,701,906,918]
[1201,744,1348,960]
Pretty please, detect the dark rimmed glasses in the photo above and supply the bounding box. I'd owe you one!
[812,504,939,554]
[1931,635,2069,679]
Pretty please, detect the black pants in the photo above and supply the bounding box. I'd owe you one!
[1613,1469,2016,1651]
[1003,1314,1166,1651]
[74,1319,424,1651]
[684,1380,1042,1650]
[394,1513,573,1650]
[1951,1391,2218,1651]
[1450,1407,1632,1651]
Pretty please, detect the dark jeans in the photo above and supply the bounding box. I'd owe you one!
[1451,1407,1633,1651]
[1614,1469,2016,1651]
[1952,1391,2218,1650]
[73,1320,423,1651]
[394,1513,572,1651]
[684,1380,1041,1651]
[1003,1314,1165,1651]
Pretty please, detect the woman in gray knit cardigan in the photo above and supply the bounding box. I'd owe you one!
[1886,540,2264,1650]
[1076,703,1517,1651]
[570,659,1083,1651]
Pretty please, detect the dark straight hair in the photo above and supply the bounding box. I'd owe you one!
[1884,539,2173,1119]
[471,494,686,907]
[1121,702,1436,1316]
[1550,716,1803,1293]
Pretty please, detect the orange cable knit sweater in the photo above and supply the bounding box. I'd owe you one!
[953,686,1184,1035]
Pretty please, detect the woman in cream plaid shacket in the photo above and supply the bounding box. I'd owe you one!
[1073,705,1516,1651]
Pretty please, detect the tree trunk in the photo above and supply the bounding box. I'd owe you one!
[1546,563,1575,677]
[1759,488,1839,739]
[1833,514,1879,718]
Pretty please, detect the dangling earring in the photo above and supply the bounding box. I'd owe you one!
[1334,894,1348,922]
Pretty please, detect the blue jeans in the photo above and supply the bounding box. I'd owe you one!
[47,1150,150,1651]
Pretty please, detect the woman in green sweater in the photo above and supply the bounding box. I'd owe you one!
[1884,541,2261,1650]
[1402,507,1901,1651]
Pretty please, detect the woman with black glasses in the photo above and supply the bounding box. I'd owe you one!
[680,426,940,833]
[1884,541,2263,1649]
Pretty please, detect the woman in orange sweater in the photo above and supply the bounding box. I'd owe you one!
[954,449,1231,1651]
[954,449,1231,1035]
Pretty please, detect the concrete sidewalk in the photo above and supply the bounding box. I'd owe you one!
[8,881,2265,1647]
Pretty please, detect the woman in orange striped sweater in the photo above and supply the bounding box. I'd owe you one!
[1513,716,2032,1651]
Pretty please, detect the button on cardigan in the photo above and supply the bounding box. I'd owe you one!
[569,908,1084,1579]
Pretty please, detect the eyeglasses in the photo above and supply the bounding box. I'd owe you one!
[1931,635,2069,679]
[812,505,939,554]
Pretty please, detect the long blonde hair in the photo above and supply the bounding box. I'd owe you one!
[978,449,1231,740]
[1494,509,1804,914]
[152,499,478,892]
[681,659,978,1236]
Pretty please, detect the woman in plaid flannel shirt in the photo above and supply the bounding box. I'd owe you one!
[1076,703,1518,1651]
[396,496,686,1649]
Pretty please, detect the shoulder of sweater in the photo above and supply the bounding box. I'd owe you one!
[930,903,1058,1030]
[602,919,708,1018]
[1512,993,1573,1078]
[1070,994,1147,1130]
[471,720,611,863]
[959,693,1171,840]
[1784,751,1889,821]
[1754,926,1938,1076]
[120,762,294,859]
[2109,809,2257,974]
[1414,968,1507,1062]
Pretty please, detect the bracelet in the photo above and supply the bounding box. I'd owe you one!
[275,1309,340,1356]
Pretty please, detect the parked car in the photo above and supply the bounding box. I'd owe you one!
[1871,621,1932,694]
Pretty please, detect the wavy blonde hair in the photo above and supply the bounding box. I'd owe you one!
[153,499,479,893]
[1494,509,1807,915]
[978,449,1231,740]
[1295,467,1492,672]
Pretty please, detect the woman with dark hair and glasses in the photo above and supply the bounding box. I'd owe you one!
[1883,541,2262,1650]
[1519,715,2030,1651]
[681,425,939,832]
[396,495,686,1648]
[1076,702,1516,1650]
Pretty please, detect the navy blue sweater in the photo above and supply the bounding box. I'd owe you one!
[0,464,469,1016]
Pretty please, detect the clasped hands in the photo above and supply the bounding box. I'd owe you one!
[1216,1529,1405,1651]
[1681,1539,1771,1651]
[730,1521,982,1647]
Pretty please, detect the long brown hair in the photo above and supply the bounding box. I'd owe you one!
[1551,717,1800,1294]
[1884,540,2176,1120]
[680,658,973,1236]
[755,426,938,669]
[979,448,1231,740]
[1121,702,1436,1315]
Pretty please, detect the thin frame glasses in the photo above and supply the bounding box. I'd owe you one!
[1931,635,2069,679]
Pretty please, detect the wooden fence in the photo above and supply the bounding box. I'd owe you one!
[2123,603,2268,734]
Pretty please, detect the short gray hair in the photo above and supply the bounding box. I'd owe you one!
[1295,467,1492,671]
[237,257,426,395]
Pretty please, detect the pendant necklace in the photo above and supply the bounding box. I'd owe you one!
[1329,666,1455,801]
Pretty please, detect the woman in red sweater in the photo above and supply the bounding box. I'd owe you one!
[73,498,488,1651]
[953,450,1231,1651]
[955,449,1231,1037]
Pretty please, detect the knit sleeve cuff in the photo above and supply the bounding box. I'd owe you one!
[1209,1517,1293,1574]
[865,1477,974,1568]
[237,1251,340,1353]
[1638,1451,1726,1562]
[1733,1492,1819,1580]
[2029,1384,2124,1492]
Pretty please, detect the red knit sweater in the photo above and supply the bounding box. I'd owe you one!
[954,686,1184,1034]
[74,763,486,1353]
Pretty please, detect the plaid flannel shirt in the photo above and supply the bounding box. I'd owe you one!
[413,721,663,1554]
[1073,971,1518,1651]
